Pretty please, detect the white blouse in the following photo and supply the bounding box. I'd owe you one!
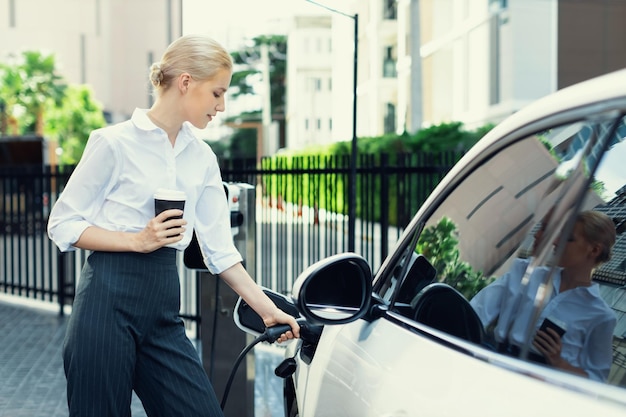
[47,108,242,274]
[470,258,616,382]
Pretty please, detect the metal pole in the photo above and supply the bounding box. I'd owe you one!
[261,43,272,158]
[304,0,358,252]
[348,14,358,252]
[57,251,66,316]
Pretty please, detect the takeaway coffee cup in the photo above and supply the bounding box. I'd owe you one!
[154,188,186,237]
[154,188,186,217]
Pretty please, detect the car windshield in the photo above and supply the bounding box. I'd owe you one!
[379,112,626,386]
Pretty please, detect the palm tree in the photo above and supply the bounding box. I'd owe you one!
[16,51,67,136]
[0,61,24,135]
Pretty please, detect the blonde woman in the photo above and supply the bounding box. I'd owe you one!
[48,35,299,417]
[471,210,617,382]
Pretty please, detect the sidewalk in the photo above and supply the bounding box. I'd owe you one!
[0,296,284,417]
[0,297,155,417]
[0,297,71,417]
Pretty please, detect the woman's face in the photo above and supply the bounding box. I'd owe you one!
[183,68,232,129]
[558,222,599,269]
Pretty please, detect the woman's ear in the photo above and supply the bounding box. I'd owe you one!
[178,73,191,93]
[589,243,602,263]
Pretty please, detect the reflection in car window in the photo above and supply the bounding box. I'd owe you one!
[379,115,626,387]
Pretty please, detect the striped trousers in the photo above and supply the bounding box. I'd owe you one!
[63,248,224,417]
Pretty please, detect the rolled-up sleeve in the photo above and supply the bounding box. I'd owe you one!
[470,259,529,333]
[470,273,508,327]
[47,132,120,251]
[193,154,243,275]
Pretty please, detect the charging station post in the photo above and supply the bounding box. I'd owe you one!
[184,182,256,417]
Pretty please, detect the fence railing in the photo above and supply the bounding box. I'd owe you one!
[232,152,460,293]
[0,151,459,334]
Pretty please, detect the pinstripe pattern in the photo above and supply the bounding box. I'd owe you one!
[63,248,224,417]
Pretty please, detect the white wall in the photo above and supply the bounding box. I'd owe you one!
[286,16,334,150]
[330,15,355,142]
[0,0,181,123]
[509,0,556,101]
[421,0,558,128]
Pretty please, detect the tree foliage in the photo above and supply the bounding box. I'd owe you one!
[416,217,495,299]
[228,35,287,119]
[0,61,24,134]
[18,51,67,135]
[0,50,106,163]
[46,85,106,165]
[323,121,494,156]
[0,51,67,135]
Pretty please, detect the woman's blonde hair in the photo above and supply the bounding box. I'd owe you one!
[149,34,232,96]
[578,210,616,265]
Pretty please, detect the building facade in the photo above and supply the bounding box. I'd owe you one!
[2,0,624,148]
[289,0,626,140]
[285,15,334,150]
[0,0,183,123]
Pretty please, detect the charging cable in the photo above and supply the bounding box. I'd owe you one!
[220,322,303,410]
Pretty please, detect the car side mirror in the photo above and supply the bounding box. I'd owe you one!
[292,253,373,325]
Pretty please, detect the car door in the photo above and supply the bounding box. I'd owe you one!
[295,86,626,416]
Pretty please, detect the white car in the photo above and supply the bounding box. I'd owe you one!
[235,69,626,416]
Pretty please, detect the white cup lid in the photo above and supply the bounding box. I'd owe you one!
[154,188,186,201]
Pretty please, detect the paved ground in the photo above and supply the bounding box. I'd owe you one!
[0,297,148,417]
[0,296,284,417]
[0,298,72,417]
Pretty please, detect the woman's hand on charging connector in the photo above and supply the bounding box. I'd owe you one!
[263,309,300,343]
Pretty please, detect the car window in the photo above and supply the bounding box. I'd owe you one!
[377,113,626,387]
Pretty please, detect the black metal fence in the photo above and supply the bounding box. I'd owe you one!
[0,151,459,323]
[0,164,72,307]
[220,152,460,293]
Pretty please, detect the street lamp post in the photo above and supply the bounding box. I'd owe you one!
[305,0,358,252]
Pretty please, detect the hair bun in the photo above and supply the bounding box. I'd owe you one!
[150,63,164,87]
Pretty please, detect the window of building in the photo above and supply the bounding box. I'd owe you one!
[489,0,508,12]
[306,77,322,92]
[383,46,397,78]
[9,0,15,27]
[384,103,396,133]
[383,0,397,20]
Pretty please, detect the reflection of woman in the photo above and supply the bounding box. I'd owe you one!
[470,211,617,381]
